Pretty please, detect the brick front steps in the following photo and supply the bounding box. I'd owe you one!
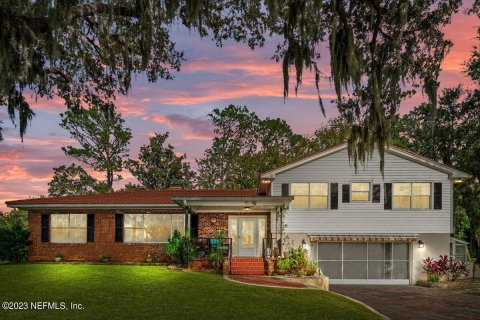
[230,257,265,275]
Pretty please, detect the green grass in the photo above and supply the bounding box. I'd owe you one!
[0,264,380,320]
[464,290,480,296]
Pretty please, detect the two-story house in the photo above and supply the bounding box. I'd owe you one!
[260,143,470,284]
[6,143,469,284]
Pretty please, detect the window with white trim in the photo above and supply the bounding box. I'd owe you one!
[124,214,184,243]
[351,182,370,201]
[291,183,329,209]
[393,182,431,209]
[51,214,87,243]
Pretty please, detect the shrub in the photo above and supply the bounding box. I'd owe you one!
[277,246,317,276]
[165,230,196,267]
[423,255,470,281]
[99,254,110,261]
[276,258,292,271]
[427,272,441,283]
[0,210,31,262]
[209,230,227,273]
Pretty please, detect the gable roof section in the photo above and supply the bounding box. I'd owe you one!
[6,189,259,209]
[260,143,470,179]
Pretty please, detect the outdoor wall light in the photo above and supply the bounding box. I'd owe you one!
[301,239,306,247]
[418,240,425,248]
[244,207,251,211]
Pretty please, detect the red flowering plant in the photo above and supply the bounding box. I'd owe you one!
[423,255,469,282]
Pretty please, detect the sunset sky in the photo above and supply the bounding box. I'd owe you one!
[0,4,478,211]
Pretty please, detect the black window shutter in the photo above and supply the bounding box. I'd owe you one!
[281,183,289,197]
[384,183,392,210]
[87,214,95,242]
[372,184,381,203]
[330,183,338,209]
[41,214,49,242]
[434,183,442,210]
[342,184,350,203]
[115,214,123,242]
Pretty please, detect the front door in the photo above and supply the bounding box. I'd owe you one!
[238,218,257,256]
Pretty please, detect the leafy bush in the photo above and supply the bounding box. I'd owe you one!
[423,255,469,281]
[99,253,110,261]
[209,230,227,273]
[276,246,317,276]
[0,210,31,262]
[165,230,196,267]
[427,272,441,283]
[276,258,292,271]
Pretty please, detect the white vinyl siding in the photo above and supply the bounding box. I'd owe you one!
[124,214,184,243]
[51,214,87,243]
[271,148,451,234]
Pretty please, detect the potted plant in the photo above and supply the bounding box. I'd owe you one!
[53,252,64,262]
[145,254,153,263]
[275,258,291,275]
[99,253,110,263]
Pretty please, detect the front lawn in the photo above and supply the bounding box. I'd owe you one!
[0,264,380,319]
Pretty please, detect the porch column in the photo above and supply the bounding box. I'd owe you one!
[184,205,190,235]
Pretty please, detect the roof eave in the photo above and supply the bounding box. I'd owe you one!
[6,203,180,210]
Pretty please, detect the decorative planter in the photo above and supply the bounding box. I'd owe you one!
[222,259,230,275]
[276,269,289,276]
[266,259,275,276]
[54,257,63,262]
[101,258,110,263]
[146,258,152,263]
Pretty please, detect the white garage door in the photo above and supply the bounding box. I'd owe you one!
[317,242,410,284]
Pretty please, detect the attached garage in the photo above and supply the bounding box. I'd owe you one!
[313,235,416,284]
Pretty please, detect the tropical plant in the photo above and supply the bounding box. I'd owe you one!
[208,230,227,273]
[423,255,470,281]
[427,272,441,283]
[0,210,31,262]
[165,230,196,267]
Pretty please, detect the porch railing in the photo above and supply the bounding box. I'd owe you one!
[193,237,232,270]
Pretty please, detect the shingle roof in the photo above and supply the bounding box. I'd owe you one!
[6,189,258,207]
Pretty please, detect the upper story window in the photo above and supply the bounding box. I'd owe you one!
[51,214,87,243]
[393,182,431,209]
[351,182,370,201]
[291,183,329,209]
[124,214,184,243]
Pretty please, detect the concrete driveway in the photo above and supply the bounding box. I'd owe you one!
[330,285,480,320]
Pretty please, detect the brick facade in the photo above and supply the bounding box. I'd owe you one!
[28,209,272,262]
[197,212,271,238]
[28,209,183,262]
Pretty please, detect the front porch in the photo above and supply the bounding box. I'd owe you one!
[171,194,292,274]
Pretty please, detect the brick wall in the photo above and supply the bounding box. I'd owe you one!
[198,212,271,238]
[28,209,183,262]
[28,209,272,262]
